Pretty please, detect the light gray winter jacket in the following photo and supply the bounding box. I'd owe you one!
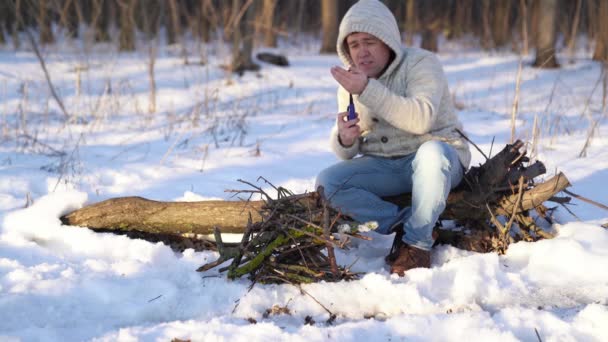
[330,0,471,168]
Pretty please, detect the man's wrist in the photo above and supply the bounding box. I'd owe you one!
[338,134,355,148]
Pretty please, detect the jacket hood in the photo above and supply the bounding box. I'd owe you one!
[336,0,403,77]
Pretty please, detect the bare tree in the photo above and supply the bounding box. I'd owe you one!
[448,0,472,41]
[533,0,559,68]
[91,0,111,42]
[230,0,260,74]
[519,0,529,55]
[420,0,442,52]
[38,0,55,44]
[592,0,608,62]
[11,0,22,49]
[403,0,416,45]
[0,1,7,45]
[320,0,338,53]
[492,0,512,48]
[480,0,494,50]
[118,0,137,51]
[293,0,307,42]
[261,0,277,47]
[55,0,80,38]
[166,0,181,46]
[566,0,582,61]
[148,44,157,114]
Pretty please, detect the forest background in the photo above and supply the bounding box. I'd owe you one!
[1,0,607,71]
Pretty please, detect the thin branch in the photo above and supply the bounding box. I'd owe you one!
[456,128,488,160]
[24,29,70,119]
[511,58,523,143]
[562,189,608,211]
[503,177,525,233]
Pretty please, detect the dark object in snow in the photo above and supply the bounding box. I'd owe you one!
[256,52,289,66]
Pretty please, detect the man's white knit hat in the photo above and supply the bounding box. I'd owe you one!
[336,0,403,74]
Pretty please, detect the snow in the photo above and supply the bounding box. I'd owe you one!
[1,38,607,341]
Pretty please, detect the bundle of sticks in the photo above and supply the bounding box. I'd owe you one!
[196,181,361,284]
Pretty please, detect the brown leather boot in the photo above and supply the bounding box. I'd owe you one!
[389,244,431,276]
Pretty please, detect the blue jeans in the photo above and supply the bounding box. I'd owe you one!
[315,141,464,251]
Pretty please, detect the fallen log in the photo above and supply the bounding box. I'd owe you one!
[61,140,573,263]
[61,176,568,237]
[62,140,567,235]
[61,197,264,235]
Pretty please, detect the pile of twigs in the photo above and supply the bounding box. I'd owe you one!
[196,178,361,284]
[434,138,573,254]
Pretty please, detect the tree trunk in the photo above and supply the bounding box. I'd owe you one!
[92,0,111,42]
[320,0,338,53]
[519,0,529,55]
[118,0,137,51]
[166,0,181,45]
[533,0,560,68]
[592,0,608,62]
[141,0,160,40]
[421,0,441,52]
[293,0,306,42]
[492,0,512,48]
[62,197,264,235]
[57,0,79,39]
[38,0,55,44]
[0,0,7,45]
[261,0,277,47]
[566,0,582,62]
[404,0,416,45]
[11,0,22,49]
[449,0,468,40]
[230,0,260,74]
[480,0,494,50]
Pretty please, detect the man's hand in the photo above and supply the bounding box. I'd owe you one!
[337,111,360,147]
[331,66,368,95]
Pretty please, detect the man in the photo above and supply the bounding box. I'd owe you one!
[315,0,471,276]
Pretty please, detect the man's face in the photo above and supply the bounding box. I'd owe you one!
[345,32,392,79]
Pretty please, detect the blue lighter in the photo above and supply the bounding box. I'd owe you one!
[346,94,357,121]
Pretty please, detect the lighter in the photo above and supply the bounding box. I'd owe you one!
[346,94,357,121]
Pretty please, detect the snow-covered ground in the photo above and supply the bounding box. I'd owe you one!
[1,38,607,341]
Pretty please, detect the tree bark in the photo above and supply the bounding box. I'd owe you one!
[492,0,512,48]
[118,0,137,51]
[261,0,277,47]
[320,0,338,53]
[62,197,265,235]
[480,0,494,50]
[91,0,111,42]
[566,0,582,61]
[519,0,529,55]
[38,0,55,44]
[592,0,608,62]
[57,0,79,39]
[230,0,260,74]
[533,0,560,68]
[420,0,442,52]
[166,0,181,45]
[0,0,7,45]
[404,0,416,45]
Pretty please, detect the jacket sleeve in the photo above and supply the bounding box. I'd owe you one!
[329,87,359,160]
[357,54,446,135]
